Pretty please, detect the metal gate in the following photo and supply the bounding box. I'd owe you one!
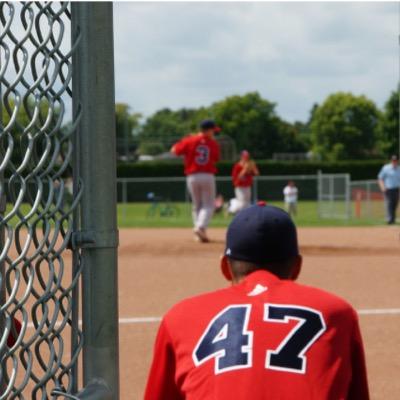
[317,171,351,220]
[0,2,119,398]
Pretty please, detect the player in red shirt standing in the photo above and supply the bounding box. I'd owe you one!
[145,204,370,400]
[231,150,259,213]
[171,120,221,242]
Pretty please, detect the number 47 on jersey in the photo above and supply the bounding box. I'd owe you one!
[193,304,326,375]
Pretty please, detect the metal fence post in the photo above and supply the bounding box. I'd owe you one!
[0,72,5,393]
[72,2,119,398]
[317,170,322,218]
[122,179,128,222]
[367,181,371,218]
[345,174,351,220]
[329,175,334,215]
[253,176,258,202]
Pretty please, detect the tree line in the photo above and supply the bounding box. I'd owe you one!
[2,88,397,165]
[116,88,399,161]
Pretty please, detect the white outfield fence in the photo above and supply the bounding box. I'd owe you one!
[116,173,385,222]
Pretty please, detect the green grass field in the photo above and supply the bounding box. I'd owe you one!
[117,201,384,228]
[3,201,386,228]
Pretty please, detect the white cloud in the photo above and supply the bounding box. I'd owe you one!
[113,2,398,122]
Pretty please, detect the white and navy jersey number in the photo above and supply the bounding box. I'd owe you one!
[264,304,326,373]
[195,144,210,165]
[193,304,326,375]
[193,306,252,374]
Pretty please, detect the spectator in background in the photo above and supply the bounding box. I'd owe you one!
[283,180,298,217]
[378,155,400,225]
[231,150,259,212]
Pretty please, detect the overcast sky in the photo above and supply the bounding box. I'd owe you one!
[113,2,398,123]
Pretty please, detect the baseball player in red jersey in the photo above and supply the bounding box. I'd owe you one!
[145,203,370,400]
[171,120,221,243]
[231,150,259,212]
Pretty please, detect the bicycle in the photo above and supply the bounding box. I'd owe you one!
[146,192,180,218]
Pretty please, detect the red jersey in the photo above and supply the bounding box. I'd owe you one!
[232,162,254,187]
[173,133,220,175]
[145,270,369,400]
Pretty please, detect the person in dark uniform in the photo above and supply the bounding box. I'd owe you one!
[378,155,400,224]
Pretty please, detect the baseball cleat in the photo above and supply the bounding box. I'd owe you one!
[194,228,210,243]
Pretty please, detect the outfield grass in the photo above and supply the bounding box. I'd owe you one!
[2,201,385,228]
[117,201,384,228]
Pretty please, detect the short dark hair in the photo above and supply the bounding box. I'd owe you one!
[228,257,296,280]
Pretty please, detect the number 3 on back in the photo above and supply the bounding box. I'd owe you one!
[193,304,326,374]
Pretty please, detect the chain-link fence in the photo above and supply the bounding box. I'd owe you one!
[1,2,118,399]
[317,172,351,219]
[117,175,319,204]
[116,174,389,225]
[1,2,82,397]
[117,174,376,226]
[350,180,385,221]
[116,174,320,224]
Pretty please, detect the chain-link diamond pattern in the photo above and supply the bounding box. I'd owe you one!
[0,2,82,398]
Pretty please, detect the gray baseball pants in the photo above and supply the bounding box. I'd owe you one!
[187,173,216,230]
[235,186,252,210]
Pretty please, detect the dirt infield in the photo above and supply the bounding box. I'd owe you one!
[118,227,400,399]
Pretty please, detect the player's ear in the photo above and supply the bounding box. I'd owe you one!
[220,255,233,281]
[290,255,302,281]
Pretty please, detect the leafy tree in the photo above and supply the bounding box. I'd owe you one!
[115,103,141,158]
[378,88,399,156]
[211,92,292,158]
[138,107,212,154]
[310,92,380,160]
[137,92,310,159]
[139,108,193,153]
[292,121,311,150]
[278,121,309,153]
[309,103,319,122]
[137,142,165,156]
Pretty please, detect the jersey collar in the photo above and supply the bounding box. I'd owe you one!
[240,269,282,289]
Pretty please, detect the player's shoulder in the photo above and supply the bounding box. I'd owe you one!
[181,133,196,142]
[290,280,357,320]
[163,287,233,323]
[162,280,358,328]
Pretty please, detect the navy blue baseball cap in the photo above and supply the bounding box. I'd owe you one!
[225,203,299,265]
[200,119,221,132]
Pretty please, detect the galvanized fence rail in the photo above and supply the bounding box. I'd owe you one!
[117,173,379,223]
[1,2,118,399]
[116,174,319,204]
